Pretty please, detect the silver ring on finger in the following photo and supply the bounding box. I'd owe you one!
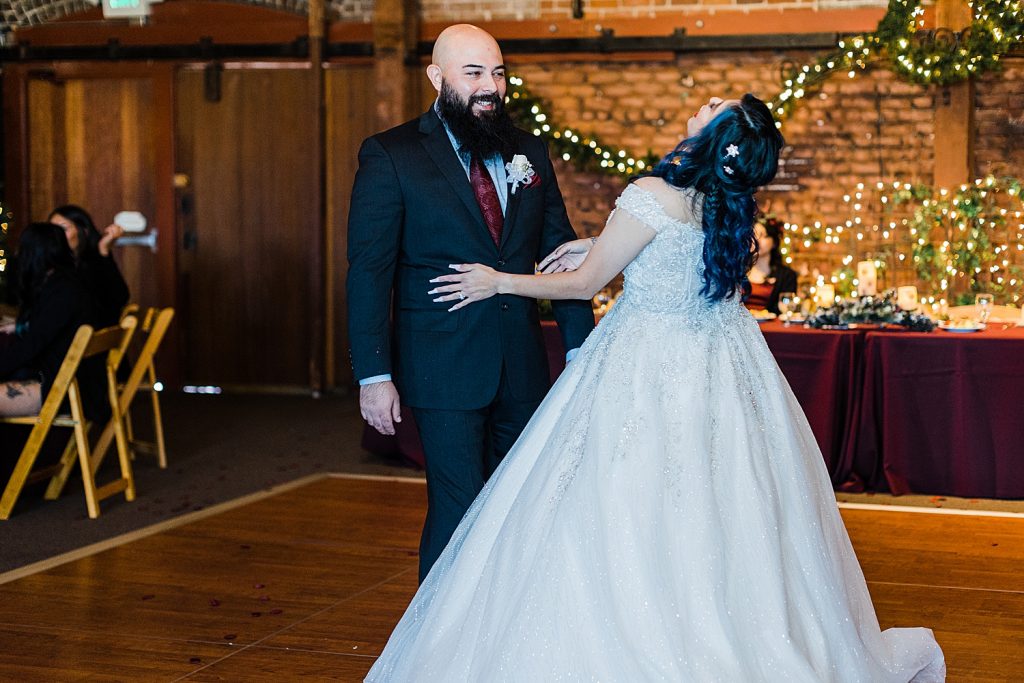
[458,291,466,300]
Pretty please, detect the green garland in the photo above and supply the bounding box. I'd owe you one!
[805,292,937,331]
[504,75,660,178]
[769,0,1024,122]
[503,0,1023,173]
[897,176,1024,304]
[501,2,1022,173]
[781,175,1024,306]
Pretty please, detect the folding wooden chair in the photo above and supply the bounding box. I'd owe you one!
[0,317,138,520]
[49,307,174,496]
[119,306,173,468]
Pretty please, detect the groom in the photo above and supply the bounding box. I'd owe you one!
[347,24,594,581]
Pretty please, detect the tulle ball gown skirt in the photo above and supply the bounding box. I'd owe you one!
[365,301,945,682]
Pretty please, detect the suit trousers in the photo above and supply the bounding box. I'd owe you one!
[411,367,542,583]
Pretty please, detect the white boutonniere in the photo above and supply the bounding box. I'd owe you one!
[505,154,536,195]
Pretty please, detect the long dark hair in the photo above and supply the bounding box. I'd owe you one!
[16,222,76,320]
[49,204,101,259]
[758,214,786,274]
[647,94,784,302]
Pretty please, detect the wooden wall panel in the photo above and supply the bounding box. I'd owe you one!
[27,80,60,222]
[325,65,429,390]
[176,68,317,388]
[26,77,161,309]
[326,65,377,390]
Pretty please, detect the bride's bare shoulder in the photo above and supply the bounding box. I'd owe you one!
[629,176,698,223]
[631,175,672,194]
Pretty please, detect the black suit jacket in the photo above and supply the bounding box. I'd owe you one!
[78,252,130,328]
[0,269,108,421]
[346,108,595,410]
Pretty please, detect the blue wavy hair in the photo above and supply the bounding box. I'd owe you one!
[646,94,784,302]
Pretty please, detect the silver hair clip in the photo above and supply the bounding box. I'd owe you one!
[723,165,734,175]
[725,144,740,158]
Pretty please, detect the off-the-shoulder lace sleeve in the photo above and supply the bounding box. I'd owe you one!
[612,183,692,234]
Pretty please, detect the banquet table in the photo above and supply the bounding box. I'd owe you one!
[756,321,864,480]
[360,317,1024,499]
[361,320,864,477]
[844,324,1024,498]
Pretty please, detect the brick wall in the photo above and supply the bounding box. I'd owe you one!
[1,0,886,31]
[0,0,375,30]
[975,62,1024,179]
[511,54,942,288]
[420,0,885,22]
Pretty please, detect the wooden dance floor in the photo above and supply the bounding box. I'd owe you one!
[0,474,1022,681]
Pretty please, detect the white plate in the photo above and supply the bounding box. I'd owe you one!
[938,322,986,333]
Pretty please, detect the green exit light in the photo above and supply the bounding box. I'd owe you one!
[102,0,153,17]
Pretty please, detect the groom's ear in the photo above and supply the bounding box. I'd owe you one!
[426,65,443,93]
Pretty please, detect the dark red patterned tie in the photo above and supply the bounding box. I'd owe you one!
[469,154,504,246]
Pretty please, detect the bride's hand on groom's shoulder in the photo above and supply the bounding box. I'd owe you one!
[537,237,595,274]
[428,264,501,312]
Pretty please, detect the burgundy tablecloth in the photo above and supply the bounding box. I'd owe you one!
[844,325,1024,498]
[758,321,864,481]
[360,322,568,468]
[363,320,860,476]
[362,318,1024,499]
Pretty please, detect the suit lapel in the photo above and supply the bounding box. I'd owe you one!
[500,151,523,252]
[418,110,494,246]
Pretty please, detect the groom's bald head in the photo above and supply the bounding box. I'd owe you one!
[431,24,503,72]
[426,24,507,117]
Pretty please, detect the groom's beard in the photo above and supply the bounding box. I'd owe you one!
[438,80,517,160]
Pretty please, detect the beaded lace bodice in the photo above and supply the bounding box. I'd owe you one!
[612,183,742,322]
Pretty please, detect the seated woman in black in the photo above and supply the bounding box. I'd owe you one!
[48,205,130,328]
[0,223,101,418]
[744,215,798,314]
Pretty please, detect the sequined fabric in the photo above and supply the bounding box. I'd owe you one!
[365,183,945,682]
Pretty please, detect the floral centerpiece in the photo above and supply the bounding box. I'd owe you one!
[805,292,936,331]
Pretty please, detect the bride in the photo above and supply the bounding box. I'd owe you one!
[365,94,945,681]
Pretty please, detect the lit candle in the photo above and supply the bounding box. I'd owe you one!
[896,285,918,311]
[856,260,877,297]
[816,284,835,307]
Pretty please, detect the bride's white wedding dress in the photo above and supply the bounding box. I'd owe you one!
[365,183,945,682]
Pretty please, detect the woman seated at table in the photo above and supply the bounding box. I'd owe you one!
[743,215,798,314]
[48,204,130,328]
[0,223,101,418]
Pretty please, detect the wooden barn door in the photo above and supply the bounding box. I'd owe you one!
[25,72,171,311]
[175,66,317,390]
[325,64,378,390]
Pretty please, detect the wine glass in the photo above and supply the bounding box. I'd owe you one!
[976,293,994,325]
[778,291,797,325]
[799,295,812,318]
